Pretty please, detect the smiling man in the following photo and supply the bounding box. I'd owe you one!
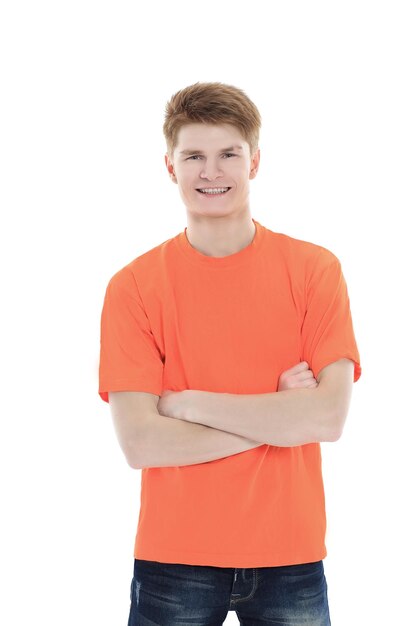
[98,81,361,625]
[167,122,259,260]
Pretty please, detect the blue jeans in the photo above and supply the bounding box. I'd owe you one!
[127,558,331,625]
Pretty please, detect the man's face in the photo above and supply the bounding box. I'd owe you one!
[165,123,260,218]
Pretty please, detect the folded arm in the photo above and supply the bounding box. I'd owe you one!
[109,390,265,469]
[160,359,355,447]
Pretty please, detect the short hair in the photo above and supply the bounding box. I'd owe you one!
[163,81,262,160]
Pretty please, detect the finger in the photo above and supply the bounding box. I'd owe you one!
[296,370,315,381]
[285,361,309,374]
[288,370,314,383]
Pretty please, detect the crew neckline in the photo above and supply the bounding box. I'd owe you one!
[175,218,266,268]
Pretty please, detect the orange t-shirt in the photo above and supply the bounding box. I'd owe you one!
[98,218,361,568]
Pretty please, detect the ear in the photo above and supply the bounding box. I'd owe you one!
[249,148,261,179]
[164,153,177,183]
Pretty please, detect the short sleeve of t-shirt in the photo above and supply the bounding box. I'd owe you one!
[301,249,362,382]
[98,267,164,403]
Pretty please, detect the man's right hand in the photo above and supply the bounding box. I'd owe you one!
[277,361,318,392]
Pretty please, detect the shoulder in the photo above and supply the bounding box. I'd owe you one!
[264,226,340,275]
[106,233,178,292]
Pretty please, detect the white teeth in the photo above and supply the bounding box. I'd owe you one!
[198,187,229,194]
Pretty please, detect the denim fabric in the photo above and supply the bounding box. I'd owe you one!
[127,558,331,625]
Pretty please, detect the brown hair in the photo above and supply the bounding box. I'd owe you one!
[163,81,262,160]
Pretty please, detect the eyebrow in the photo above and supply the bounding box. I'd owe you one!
[179,145,244,155]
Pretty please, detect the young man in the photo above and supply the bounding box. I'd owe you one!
[98,82,361,625]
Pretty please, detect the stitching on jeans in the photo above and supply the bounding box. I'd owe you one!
[230,568,258,605]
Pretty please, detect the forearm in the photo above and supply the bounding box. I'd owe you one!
[136,410,265,469]
[183,387,336,447]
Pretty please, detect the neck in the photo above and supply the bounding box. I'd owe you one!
[185,212,256,258]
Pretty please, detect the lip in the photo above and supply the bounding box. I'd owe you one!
[196,187,232,197]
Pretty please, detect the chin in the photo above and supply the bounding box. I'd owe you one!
[190,206,235,218]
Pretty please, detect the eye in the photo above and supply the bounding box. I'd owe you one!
[186,153,237,161]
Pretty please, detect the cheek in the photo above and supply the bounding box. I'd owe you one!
[177,173,194,189]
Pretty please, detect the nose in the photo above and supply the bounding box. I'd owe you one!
[199,159,224,181]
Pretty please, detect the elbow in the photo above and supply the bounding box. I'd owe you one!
[127,455,143,470]
[324,412,347,442]
[122,449,140,470]
[126,421,155,469]
[127,413,161,469]
[124,439,146,470]
[324,427,343,442]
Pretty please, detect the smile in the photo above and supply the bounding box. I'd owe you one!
[196,187,231,195]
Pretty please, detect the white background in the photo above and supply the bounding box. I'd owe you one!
[1,1,416,624]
